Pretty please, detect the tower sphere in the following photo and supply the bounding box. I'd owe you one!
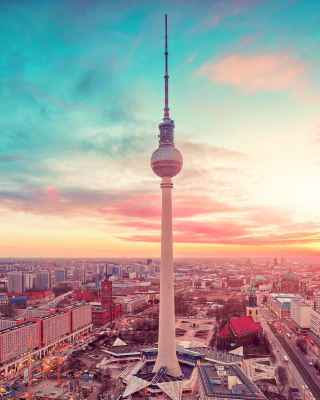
[151,144,183,178]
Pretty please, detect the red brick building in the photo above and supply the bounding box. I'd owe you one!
[219,316,263,348]
[92,278,122,326]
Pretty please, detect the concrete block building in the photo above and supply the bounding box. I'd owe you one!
[0,322,39,364]
[290,299,312,329]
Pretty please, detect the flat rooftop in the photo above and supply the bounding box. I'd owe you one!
[198,363,267,399]
[0,321,37,335]
[42,311,66,320]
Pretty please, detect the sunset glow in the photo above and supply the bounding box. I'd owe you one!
[1,0,320,258]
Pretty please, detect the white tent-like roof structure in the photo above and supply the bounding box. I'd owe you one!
[122,375,150,397]
[157,380,184,400]
[229,346,243,356]
[112,337,127,346]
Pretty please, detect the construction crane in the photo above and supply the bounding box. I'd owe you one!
[27,334,32,400]
[56,342,62,387]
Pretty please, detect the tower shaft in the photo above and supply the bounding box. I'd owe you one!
[153,176,181,376]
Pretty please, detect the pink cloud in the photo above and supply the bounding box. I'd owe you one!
[119,224,320,246]
[104,194,234,220]
[242,32,262,45]
[196,52,311,94]
[45,187,62,202]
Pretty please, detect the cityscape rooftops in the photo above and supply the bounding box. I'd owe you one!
[41,311,67,321]
[0,321,37,335]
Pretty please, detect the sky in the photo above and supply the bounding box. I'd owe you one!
[1,0,320,259]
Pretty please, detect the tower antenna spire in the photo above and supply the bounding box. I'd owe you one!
[164,14,169,119]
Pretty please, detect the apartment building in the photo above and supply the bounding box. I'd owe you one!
[60,304,92,332]
[313,292,320,312]
[0,318,24,331]
[311,310,320,337]
[25,308,53,318]
[41,312,70,344]
[291,299,311,328]
[7,271,22,293]
[54,268,67,283]
[0,322,39,364]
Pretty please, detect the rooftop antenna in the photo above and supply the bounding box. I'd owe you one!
[164,13,169,120]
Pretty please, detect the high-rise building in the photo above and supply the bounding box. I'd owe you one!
[274,258,278,266]
[22,273,33,291]
[113,265,122,278]
[150,15,183,377]
[35,270,52,291]
[313,292,320,312]
[147,259,152,265]
[291,300,311,329]
[73,267,86,284]
[310,310,320,336]
[7,271,23,293]
[148,263,155,275]
[106,264,114,275]
[0,321,39,364]
[95,275,101,292]
[54,268,67,283]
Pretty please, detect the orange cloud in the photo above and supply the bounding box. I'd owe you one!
[196,52,310,94]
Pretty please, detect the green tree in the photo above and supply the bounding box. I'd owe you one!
[275,366,288,395]
[198,297,207,305]
[296,338,307,354]
[0,303,17,317]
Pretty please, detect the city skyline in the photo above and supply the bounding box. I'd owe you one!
[1,0,320,258]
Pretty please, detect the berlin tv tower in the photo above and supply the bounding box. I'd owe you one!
[151,14,183,377]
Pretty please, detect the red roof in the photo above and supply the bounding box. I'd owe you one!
[7,292,44,298]
[44,291,54,296]
[220,316,262,337]
[72,292,97,302]
[230,316,262,335]
[220,325,232,337]
[29,292,44,299]
[27,293,44,300]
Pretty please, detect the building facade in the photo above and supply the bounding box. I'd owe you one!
[310,310,320,337]
[290,300,311,328]
[35,270,52,291]
[0,322,39,364]
[7,272,22,293]
[73,268,86,285]
[54,268,67,283]
[41,312,70,344]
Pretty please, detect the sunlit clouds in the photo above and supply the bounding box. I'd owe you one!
[1,0,320,257]
[196,53,311,96]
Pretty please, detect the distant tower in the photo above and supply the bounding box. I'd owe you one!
[246,267,259,323]
[101,276,113,309]
[151,14,183,378]
[95,275,101,295]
